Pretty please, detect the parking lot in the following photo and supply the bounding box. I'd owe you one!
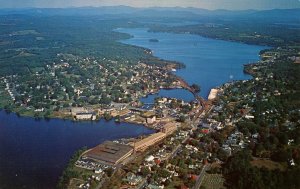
[75,157,114,171]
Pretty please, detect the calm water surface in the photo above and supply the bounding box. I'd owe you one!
[117,28,267,98]
[0,111,153,189]
[140,88,194,103]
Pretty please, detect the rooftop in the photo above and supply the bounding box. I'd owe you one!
[84,141,133,165]
[134,132,166,148]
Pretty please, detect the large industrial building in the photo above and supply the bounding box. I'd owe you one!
[82,122,177,163]
[71,107,96,120]
[161,122,177,135]
[83,141,133,165]
[133,122,177,152]
[133,132,166,152]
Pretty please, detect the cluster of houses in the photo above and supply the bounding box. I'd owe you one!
[120,127,205,189]
[122,172,144,188]
[1,52,181,117]
[3,77,17,101]
[155,97,198,118]
[221,130,247,156]
[75,157,108,189]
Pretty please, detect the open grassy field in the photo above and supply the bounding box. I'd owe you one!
[251,158,286,171]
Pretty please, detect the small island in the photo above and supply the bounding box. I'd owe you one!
[149,38,159,42]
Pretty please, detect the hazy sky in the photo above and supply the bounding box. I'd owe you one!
[1,0,300,10]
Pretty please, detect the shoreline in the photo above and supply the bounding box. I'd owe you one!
[148,27,275,48]
[0,28,266,123]
[0,26,269,123]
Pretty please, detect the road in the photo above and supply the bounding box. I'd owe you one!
[193,164,210,189]
[95,78,209,189]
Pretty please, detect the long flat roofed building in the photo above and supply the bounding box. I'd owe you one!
[133,132,166,152]
[161,122,177,135]
[83,141,133,165]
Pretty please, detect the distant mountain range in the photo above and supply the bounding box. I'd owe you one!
[0,6,299,24]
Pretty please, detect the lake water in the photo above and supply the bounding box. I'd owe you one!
[140,88,194,104]
[117,28,267,98]
[0,111,153,189]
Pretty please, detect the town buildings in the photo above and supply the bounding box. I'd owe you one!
[83,141,133,165]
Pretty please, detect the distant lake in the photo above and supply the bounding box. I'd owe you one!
[116,28,267,99]
[0,111,153,189]
[141,20,201,27]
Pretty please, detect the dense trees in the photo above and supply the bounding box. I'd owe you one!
[222,51,300,189]
[0,14,151,77]
[191,84,201,93]
[224,150,300,189]
[57,147,87,189]
[151,19,300,47]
